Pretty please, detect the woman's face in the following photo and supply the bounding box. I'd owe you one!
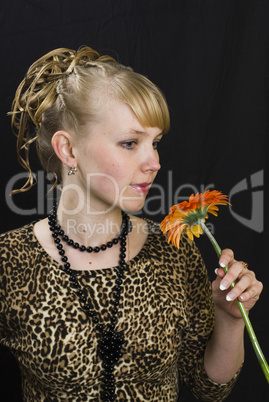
[71,101,163,214]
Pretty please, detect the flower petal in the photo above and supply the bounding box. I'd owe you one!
[191,224,203,238]
[160,190,230,249]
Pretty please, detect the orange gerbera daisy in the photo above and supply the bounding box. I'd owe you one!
[161,189,269,383]
[161,190,230,248]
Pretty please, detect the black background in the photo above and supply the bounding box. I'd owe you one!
[0,1,268,401]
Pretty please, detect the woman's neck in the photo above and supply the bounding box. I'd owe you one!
[56,196,123,248]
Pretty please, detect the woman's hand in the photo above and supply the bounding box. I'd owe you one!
[212,249,263,319]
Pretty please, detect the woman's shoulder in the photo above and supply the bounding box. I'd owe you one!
[0,222,34,240]
[0,222,36,258]
[129,214,191,256]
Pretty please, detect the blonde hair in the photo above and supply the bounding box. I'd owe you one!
[10,46,170,193]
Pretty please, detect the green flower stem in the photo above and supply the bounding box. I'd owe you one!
[200,221,269,384]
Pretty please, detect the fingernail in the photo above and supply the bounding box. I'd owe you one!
[220,260,227,268]
[226,292,235,301]
[215,268,219,275]
[220,280,229,290]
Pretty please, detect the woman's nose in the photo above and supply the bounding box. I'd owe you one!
[141,149,161,173]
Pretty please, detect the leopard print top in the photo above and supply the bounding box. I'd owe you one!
[0,220,240,401]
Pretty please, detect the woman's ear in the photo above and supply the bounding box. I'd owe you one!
[51,131,77,168]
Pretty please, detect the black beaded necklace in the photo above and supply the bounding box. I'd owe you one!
[55,218,124,253]
[48,205,132,401]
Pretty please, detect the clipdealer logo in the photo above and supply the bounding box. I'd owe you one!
[5,169,264,233]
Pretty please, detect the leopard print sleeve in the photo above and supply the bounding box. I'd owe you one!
[0,225,35,344]
[177,234,242,401]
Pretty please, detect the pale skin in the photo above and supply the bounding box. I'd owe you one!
[35,101,162,269]
[34,100,263,385]
[205,252,262,383]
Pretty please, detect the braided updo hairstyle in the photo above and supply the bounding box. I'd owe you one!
[10,46,170,193]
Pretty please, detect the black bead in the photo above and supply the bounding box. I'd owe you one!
[80,245,86,252]
[73,242,79,249]
[94,246,100,253]
[102,362,110,369]
[87,247,93,253]
[100,244,107,251]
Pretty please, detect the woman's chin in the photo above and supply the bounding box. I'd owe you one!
[119,199,146,213]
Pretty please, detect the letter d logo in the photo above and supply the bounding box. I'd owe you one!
[229,170,264,233]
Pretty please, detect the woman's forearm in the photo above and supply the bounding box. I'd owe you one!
[204,307,245,384]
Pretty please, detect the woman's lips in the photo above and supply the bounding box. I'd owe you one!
[129,183,151,194]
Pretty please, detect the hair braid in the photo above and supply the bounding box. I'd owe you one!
[9,47,116,194]
[9,46,169,195]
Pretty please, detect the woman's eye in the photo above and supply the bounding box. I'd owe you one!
[121,141,137,149]
[153,141,160,150]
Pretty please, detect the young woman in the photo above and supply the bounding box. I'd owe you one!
[0,46,262,401]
